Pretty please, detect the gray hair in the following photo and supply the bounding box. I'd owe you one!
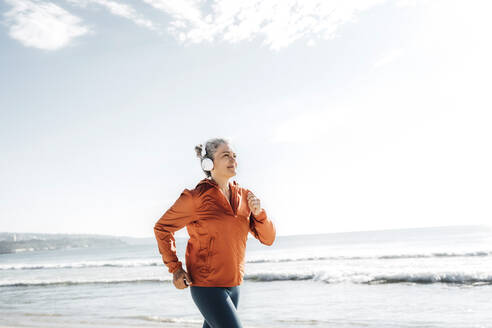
[194,137,233,178]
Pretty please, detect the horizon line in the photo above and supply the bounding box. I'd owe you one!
[1,224,490,239]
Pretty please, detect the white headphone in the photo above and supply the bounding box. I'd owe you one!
[201,147,214,171]
[201,157,214,171]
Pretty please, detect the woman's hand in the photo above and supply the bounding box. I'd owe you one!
[173,267,193,289]
[247,191,262,217]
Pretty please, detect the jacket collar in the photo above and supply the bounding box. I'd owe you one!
[197,177,237,189]
[196,178,240,215]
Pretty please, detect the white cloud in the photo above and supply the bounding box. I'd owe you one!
[142,0,390,51]
[3,0,89,50]
[66,0,157,30]
[395,0,431,7]
[373,48,403,68]
[1,0,417,51]
[142,0,204,25]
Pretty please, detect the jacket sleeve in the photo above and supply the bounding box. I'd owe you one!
[154,188,196,274]
[248,202,276,246]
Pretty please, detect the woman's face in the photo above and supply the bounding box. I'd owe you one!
[211,142,237,178]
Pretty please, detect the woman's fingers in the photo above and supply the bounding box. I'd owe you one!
[250,199,260,206]
[247,192,258,204]
[247,191,256,201]
[173,273,181,289]
[177,277,187,289]
[247,192,261,212]
[173,270,189,289]
[184,271,193,286]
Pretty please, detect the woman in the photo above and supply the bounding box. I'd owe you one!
[154,137,276,328]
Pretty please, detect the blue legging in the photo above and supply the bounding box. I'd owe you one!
[190,286,243,328]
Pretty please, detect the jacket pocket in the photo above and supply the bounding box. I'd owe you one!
[205,237,215,268]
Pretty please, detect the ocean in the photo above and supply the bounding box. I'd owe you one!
[1,225,492,328]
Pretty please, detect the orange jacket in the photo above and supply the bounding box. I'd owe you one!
[154,177,276,287]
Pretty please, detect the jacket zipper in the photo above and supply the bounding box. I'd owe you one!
[216,186,236,216]
[207,178,237,216]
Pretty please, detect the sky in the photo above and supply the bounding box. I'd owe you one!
[0,0,491,238]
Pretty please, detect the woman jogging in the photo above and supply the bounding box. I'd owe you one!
[154,137,276,328]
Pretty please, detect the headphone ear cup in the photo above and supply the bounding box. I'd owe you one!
[201,158,214,171]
